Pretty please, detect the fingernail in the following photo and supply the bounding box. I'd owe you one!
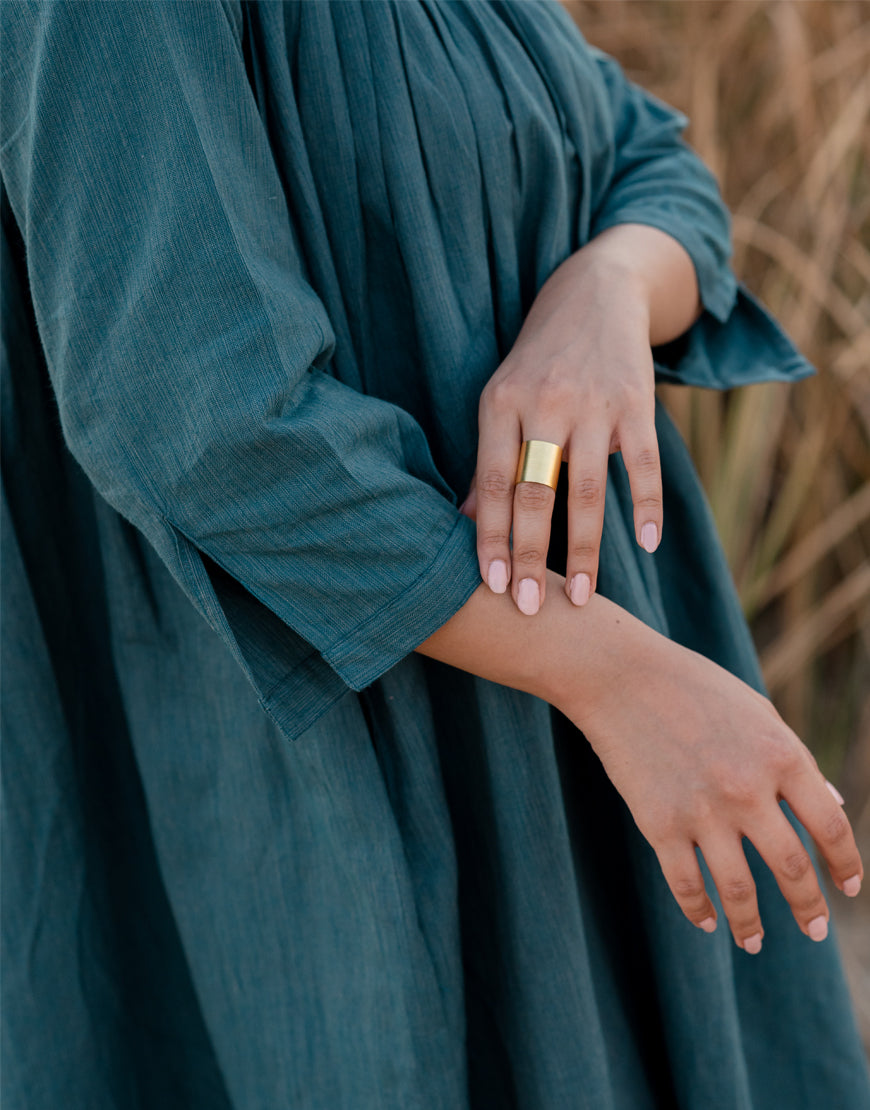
[517,578,540,616]
[640,522,658,553]
[825,780,845,805]
[698,917,717,934]
[569,572,591,606]
[843,875,861,897]
[458,498,469,515]
[743,933,762,955]
[808,915,828,942]
[487,559,508,594]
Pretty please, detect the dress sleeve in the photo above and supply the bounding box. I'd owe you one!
[584,44,737,324]
[517,0,814,390]
[0,1,483,740]
[583,42,815,390]
[577,42,807,390]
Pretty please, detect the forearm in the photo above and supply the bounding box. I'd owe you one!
[415,561,865,954]
[578,223,703,345]
[414,568,646,720]
[513,223,702,353]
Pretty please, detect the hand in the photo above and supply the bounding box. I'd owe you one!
[415,568,863,949]
[459,224,701,616]
[556,618,864,952]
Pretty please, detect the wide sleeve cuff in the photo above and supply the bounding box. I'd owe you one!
[0,1,487,744]
[157,505,483,743]
[579,38,814,390]
[322,512,482,689]
[652,282,816,391]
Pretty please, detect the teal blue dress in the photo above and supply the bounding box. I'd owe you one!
[2,2,868,1107]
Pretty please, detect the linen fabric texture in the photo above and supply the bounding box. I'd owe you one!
[2,2,868,1108]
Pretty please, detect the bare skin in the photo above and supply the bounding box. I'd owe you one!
[419,223,863,952]
[414,572,863,952]
[460,222,702,613]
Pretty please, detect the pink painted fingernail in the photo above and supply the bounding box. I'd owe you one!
[698,917,717,934]
[843,875,861,897]
[569,572,591,606]
[517,578,540,616]
[743,933,763,955]
[487,559,508,594]
[640,522,658,553]
[808,915,828,942]
[825,781,845,805]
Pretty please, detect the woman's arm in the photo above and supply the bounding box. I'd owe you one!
[415,572,864,954]
[557,223,703,349]
[0,1,486,736]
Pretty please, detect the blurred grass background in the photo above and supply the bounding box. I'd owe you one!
[563,0,869,1049]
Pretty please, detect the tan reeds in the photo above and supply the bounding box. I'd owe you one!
[563,2,870,803]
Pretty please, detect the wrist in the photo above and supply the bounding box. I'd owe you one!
[560,243,653,336]
[415,569,615,711]
[577,223,701,345]
[543,587,656,728]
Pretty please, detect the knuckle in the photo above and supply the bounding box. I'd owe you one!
[481,378,516,415]
[569,477,604,509]
[513,546,546,567]
[779,850,813,884]
[672,875,706,903]
[537,367,573,409]
[652,814,683,844]
[515,482,553,511]
[630,447,660,475]
[478,527,510,549]
[766,735,803,777]
[721,876,755,905]
[718,774,762,811]
[822,809,851,846]
[569,540,598,562]
[478,470,513,501]
[711,763,765,812]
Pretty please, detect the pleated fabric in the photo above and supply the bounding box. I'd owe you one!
[2,2,868,1107]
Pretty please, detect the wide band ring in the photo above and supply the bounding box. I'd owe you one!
[515,439,563,490]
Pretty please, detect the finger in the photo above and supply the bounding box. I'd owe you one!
[459,471,478,521]
[619,412,662,554]
[474,400,521,595]
[511,463,557,616]
[655,842,719,933]
[746,808,831,941]
[564,424,611,606]
[699,835,764,953]
[782,762,863,899]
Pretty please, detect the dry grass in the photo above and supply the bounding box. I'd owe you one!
[564,0,870,1050]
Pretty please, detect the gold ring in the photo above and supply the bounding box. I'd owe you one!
[515,440,563,490]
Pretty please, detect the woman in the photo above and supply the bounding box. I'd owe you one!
[2,1,868,1106]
